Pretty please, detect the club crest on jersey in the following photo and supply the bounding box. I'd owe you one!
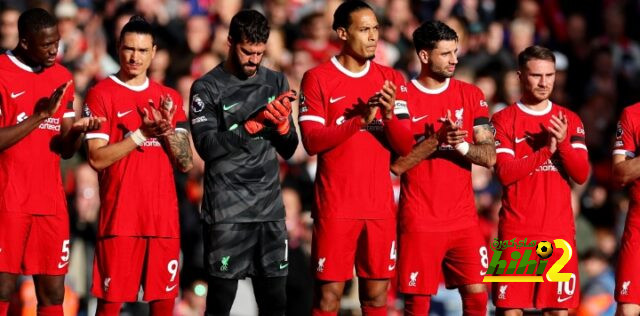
[191,94,204,113]
[455,108,464,126]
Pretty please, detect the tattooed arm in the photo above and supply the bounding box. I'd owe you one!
[162,129,193,172]
[464,124,496,168]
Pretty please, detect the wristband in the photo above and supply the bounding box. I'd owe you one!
[130,129,148,146]
[455,141,470,155]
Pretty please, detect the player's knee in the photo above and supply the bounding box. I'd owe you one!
[359,285,388,307]
[0,283,15,301]
[0,273,18,301]
[34,281,65,305]
[37,287,65,306]
[315,285,343,312]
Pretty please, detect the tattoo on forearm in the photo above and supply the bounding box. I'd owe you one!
[466,124,496,168]
[167,131,193,172]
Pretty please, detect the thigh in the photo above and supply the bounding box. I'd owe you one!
[257,221,288,278]
[0,212,31,274]
[355,219,397,280]
[91,236,146,302]
[142,237,181,301]
[397,230,447,295]
[311,218,362,281]
[24,212,70,276]
[203,223,258,279]
[442,227,488,289]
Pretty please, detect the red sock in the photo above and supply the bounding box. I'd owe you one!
[96,300,122,316]
[361,305,386,316]
[150,298,175,316]
[405,294,430,316]
[311,309,338,316]
[36,305,63,316]
[0,301,8,316]
[461,291,488,316]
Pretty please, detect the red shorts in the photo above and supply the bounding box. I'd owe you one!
[311,218,396,281]
[492,232,580,309]
[397,227,487,295]
[91,236,180,302]
[616,223,640,303]
[0,211,70,275]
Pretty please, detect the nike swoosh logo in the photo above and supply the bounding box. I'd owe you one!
[412,115,429,122]
[557,296,573,303]
[480,270,487,276]
[388,264,395,271]
[58,261,69,269]
[117,110,133,118]
[165,284,177,292]
[11,91,25,98]
[223,102,240,111]
[279,263,289,269]
[329,96,346,103]
[515,136,529,143]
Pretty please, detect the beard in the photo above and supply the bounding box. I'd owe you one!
[241,63,259,77]
[230,50,259,78]
[430,64,454,80]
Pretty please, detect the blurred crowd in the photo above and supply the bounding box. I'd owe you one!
[1,0,639,315]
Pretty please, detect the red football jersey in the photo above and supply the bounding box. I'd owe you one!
[399,78,489,232]
[613,103,640,227]
[0,51,75,215]
[85,76,186,238]
[492,101,588,235]
[299,57,410,219]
